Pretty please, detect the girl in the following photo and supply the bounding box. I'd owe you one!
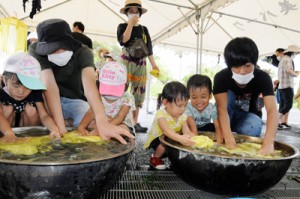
[0,52,60,141]
[78,61,136,136]
[144,81,195,170]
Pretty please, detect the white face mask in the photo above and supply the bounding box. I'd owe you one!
[48,51,73,67]
[277,56,282,61]
[232,71,254,85]
[103,95,120,101]
[128,13,139,20]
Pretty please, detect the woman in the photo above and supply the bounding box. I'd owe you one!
[117,0,159,133]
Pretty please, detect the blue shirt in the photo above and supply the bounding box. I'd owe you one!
[185,102,217,128]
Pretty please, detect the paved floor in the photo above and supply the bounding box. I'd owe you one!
[101,107,300,198]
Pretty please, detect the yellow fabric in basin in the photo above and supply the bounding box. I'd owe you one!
[0,136,51,155]
[61,131,102,144]
[218,142,282,158]
[191,135,214,149]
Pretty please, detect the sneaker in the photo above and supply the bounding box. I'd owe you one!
[281,123,292,129]
[150,156,166,170]
[134,123,148,132]
[278,124,284,130]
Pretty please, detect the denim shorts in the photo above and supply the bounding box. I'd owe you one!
[227,90,262,137]
[60,97,90,127]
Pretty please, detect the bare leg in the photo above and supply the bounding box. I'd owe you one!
[153,144,166,158]
[2,105,15,126]
[20,104,40,126]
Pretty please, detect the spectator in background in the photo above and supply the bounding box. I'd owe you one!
[72,21,93,49]
[27,32,38,49]
[277,45,300,130]
[117,0,160,133]
[266,48,285,67]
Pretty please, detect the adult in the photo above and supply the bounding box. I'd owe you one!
[28,18,133,144]
[277,45,299,130]
[72,21,93,49]
[267,48,285,67]
[117,0,160,133]
[213,37,278,155]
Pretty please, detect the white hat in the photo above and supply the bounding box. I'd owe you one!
[283,45,300,53]
[3,52,46,90]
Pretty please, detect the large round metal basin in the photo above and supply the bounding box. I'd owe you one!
[0,127,135,199]
[160,132,299,197]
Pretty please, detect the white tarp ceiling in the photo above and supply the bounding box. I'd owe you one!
[1,0,300,57]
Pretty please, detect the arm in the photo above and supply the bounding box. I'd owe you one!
[181,120,196,138]
[122,16,139,43]
[41,69,67,134]
[35,102,60,139]
[148,55,159,71]
[0,106,16,142]
[286,66,298,77]
[157,117,194,147]
[78,108,94,135]
[109,105,130,126]
[258,95,278,155]
[186,116,198,135]
[213,119,223,144]
[81,67,134,144]
[214,93,236,148]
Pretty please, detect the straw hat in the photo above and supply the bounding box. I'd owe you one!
[120,0,147,15]
[283,45,300,53]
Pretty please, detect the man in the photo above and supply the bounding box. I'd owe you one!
[28,19,133,144]
[72,21,93,49]
[213,37,278,155]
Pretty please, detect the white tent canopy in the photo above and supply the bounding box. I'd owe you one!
[1,0,300,66]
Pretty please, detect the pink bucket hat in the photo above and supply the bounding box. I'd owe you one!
[99,62,127,97]
[3,52,46,90]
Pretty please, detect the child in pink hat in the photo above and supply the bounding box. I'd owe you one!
[78,61,136,135]
[0,52,60,141]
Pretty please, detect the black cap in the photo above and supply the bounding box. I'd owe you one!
[36,19,81,55]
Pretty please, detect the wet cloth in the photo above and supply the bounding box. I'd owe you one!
[144,108,187,149]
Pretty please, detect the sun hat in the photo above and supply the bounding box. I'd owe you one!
[120,0,147,15]
[99,62,127,97]
[36,19,81,55]
[3,52,46,90]
[283,45,300,53]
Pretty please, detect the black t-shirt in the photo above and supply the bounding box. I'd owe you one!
[117,23,153,56]
[72,32,93,49]
[213,68,274,115]
[0,89,43,113]
[28,43,95,100]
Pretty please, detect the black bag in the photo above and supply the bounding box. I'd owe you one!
[126,26,148,60]
[126,38,148,59]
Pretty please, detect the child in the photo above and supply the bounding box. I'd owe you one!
[143,81,195,170]
[78,61,136,136]
[0,52,60,141]
[213,37,278,155]
[186,74,223,144]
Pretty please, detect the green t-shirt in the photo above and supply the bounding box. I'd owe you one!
[29,43,95,100]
